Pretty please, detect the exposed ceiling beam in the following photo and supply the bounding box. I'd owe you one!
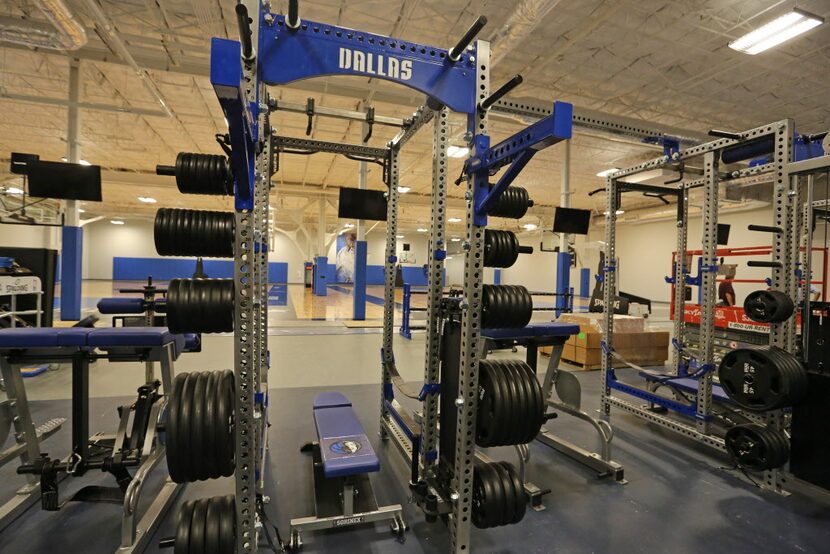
[0,90,168,116]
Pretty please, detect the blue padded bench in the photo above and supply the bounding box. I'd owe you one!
[0,327,200,358]
[482,322,580,370]
[639,370,732,403]
[313,392,379,479]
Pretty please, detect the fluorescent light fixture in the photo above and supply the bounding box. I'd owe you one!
[522,223,538,231]
[396,235,405,239]
[137,196,157,203]
[596,168,620,177]
[110,219,125,225]
[344,223,355,228]
[447,146,470,158]
[417,228,428,232]
[78,208,86,213]
[397,186,411,193]
[445,256,453,260]
[729,9,823,55]
[451,237,461,242]
[4,187,23,195]
[604,210,625,215]
[448,217,462,223]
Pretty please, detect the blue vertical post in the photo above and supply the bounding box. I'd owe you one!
[555,251,570,317]
[493,269,502,285]
[313,256,328,296]
[580,267,590,298]
[399,283,411,339]
[61,226,82,321]
[353,240,367,320]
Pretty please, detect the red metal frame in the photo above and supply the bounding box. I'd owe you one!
[669,245,828,328]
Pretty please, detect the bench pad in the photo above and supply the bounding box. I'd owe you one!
[639,371,732,403]
[313,392,379,478]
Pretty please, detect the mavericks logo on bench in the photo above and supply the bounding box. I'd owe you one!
[339,48,413,81]
[330,439,362,455]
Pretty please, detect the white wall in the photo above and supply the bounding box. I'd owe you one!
[612,206,781,303]
[0,223,59,250]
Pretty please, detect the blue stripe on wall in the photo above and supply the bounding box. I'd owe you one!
[113,257,288,282]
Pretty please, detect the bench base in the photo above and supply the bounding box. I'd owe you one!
[287,442,406,552]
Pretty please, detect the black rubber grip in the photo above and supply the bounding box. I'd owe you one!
[287,0,300,29]
[747,261,782,268]
[156,164,175,176]
[235,4,254,60]
[748,224,782,234]
[518,245,534,254]
[448,16,487,61]
[709,129,743,140]
[480,74,523,112]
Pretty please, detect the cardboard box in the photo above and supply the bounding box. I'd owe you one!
[558,312,648,334]
[541,329,670,370]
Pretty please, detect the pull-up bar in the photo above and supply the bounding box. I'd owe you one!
[448,16,488,61]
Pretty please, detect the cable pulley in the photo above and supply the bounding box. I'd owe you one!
[154,208,235,258]
[166,279,234,334]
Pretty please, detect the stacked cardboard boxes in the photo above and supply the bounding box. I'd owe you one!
[542,313,669,370]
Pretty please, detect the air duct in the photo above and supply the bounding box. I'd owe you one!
[0,0,87,50]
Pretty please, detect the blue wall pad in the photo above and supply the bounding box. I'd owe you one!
[353,240,367,320]
[61,226,83,321]
[113,257,288,283]
[313,256,328,296]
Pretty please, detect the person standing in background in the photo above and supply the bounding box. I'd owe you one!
[718,264,737,306]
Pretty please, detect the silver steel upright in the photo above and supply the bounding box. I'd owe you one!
[600,175,618,418]
[235,1,264,549]
[450,39,489,554]
[672,185,689,373]
[765,118,795,493]
[380,148,401,427]
[420,107,449,474]
[695,151,719,434]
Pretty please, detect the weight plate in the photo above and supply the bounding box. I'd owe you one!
[189,497,208,554]
[190,372,208,481]
[202,371,219,479]
[166,373,187,482]
[494,361,522,445]
[215,370,235,477]
[205,496,221,554]
[719,347,787,411]
[218,495,235,554]
[492,462,516,526]
[472,463,497,529]
[503,361,533,444]
[174,499,195,554]
[499,461,527,524]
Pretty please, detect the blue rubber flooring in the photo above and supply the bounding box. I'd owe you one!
[1,373,829,553]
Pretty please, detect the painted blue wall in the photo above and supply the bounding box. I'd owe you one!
[113,257,288,282]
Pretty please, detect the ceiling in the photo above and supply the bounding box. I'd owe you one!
[0,0,828,239]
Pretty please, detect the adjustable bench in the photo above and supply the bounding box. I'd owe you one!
[481,321,580,370]
[287,392,405,551]
[0,326,193,552]
[638,370,733,404]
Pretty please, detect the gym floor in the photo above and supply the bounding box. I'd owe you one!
[1,281,827,553]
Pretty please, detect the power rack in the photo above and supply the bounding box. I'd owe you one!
[598,120,830,494]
